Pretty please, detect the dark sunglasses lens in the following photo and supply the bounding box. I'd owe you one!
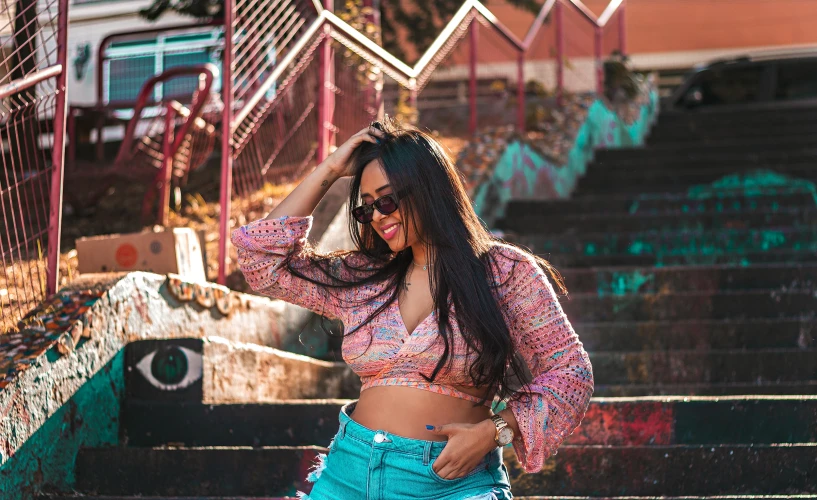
[353,206,373,223]
[375,196,398,215]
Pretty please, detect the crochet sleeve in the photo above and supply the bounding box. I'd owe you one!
[499,252,594,474]
[230,214,368,322]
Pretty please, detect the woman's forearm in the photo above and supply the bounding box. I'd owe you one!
[265,162,343,220]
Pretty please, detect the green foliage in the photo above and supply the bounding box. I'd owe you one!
[381,0,544,64]
[138,0,546,64]
[603,50,642,102]
[139,0,222,21]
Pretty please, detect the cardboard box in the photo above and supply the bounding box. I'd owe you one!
[76,227,207,282]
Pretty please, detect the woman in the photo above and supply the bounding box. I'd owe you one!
[231,118,594,500]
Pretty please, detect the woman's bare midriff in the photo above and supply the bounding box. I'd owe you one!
[349,385,494,441]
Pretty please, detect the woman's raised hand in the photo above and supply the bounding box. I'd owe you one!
[322,125,385,178]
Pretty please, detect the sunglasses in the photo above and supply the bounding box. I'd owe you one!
[352,187,410,224]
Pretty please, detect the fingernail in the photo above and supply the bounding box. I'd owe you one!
[425,425,434,430]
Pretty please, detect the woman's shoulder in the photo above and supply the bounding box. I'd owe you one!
[485,242,540,285]
[487,241,538,267]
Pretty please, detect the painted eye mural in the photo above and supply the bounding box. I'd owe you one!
[126,339,204,401]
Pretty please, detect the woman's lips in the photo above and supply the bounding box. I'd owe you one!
[381,223,400,240]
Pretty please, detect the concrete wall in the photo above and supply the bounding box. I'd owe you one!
[0,272,358,497]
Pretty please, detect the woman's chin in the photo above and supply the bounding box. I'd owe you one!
[385,238,407,252]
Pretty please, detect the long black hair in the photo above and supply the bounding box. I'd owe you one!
[282,116,567,408]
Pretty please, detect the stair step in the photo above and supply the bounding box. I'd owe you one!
[121,397,817,448]
[574,166,817,193]
[503,192,816,217]
[588,348,817,385]
[72,444,817,497]
[647,124,817,143]
[593,380,817,397]
[498,209,817,234]
[503,444,817,496]
[543,249,817,268]
[576,318,815,351]
[569,396,817,446]
[123,400,346,448]
[562,289,817,321]
[594,136,817,159]
[656,108,817,127]
[521,227,817,257]
[559,264,817,294]
[75,447,322,497]
[588,150,817,169]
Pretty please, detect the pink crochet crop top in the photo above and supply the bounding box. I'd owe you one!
[231,214,594,473]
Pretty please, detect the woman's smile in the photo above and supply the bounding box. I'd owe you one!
[381,222,400,240]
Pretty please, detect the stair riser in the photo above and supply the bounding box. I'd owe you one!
[500,211,817,234]
[503,193,816,217]
[522,229,817,257]
[123,401,343,448]
[503,446,817,496]
[575,168,817,191]
[578,320,815,351]
[589,153,817,169]
[647,127,817,143]
[560,265,817,294]
[593,382,817,397]
[75,448,322,497]
[595,139,817,159]
[589,350,817,384]
[73,445,817,497]
[562,291,817,321]
[545,251,817,268]
[120,399,817,448]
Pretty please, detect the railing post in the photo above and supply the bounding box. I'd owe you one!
[555,0,564,107]
[517,50,524,133]
[618,0,627,55]
[218,0,235,285]
[47,0,70,296]
[469,16,478,136]
[157,104,176,227]
[595,25,603,96]
[317,0,335,162]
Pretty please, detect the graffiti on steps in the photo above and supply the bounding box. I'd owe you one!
[688,169,817,208]
[471,89,660,222]
[597,270,656,298]
[0,288,106,389]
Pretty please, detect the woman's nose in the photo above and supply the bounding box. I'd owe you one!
[371,207,387,222]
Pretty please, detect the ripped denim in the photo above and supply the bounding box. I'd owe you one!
[296,400,513,500]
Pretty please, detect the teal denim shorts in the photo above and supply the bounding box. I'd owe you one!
[296,400,513,500]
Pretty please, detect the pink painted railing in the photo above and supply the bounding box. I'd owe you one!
[0,0,69,334]
[217,0,627,284]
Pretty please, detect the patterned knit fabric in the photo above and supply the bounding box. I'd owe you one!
[231,214,594,474]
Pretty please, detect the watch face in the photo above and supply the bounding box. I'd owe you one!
[498,427,514,445]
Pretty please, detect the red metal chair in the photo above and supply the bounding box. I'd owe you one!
[64,64,220,225]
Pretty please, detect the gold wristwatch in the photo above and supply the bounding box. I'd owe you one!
[491,414,514,447]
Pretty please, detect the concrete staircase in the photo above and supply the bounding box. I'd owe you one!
[41,105,817,498]
[493,104,817,496]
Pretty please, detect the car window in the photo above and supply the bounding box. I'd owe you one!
[775,60,817,101]
[681,65,765,106]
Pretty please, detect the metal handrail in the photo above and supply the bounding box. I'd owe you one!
[233,0,625,132]
[115,64,217,166]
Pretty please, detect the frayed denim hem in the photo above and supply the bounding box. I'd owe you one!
[294,451,328,499]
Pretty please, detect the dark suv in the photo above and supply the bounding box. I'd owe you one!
[668,52,817,110]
